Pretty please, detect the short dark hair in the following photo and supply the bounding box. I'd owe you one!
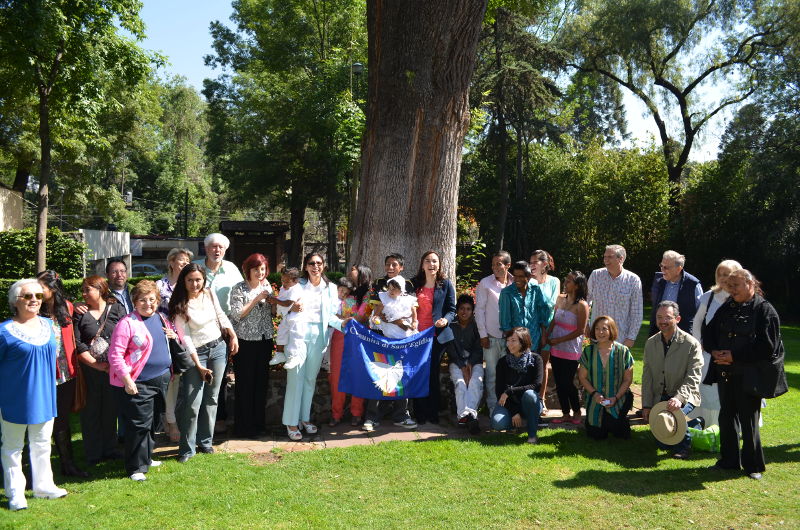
[105,258,127,275]
[589,316,619,342]
[511,261,531,277]
[657,300,680,317]
[384,253,405,267]
[493,251,511,265]
[456,294,475,309]
[281,267,300,280]
[508,327,532,352]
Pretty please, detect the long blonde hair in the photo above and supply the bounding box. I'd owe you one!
[711,259,742,292]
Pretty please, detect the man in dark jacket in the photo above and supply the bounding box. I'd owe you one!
[649,250,702,336]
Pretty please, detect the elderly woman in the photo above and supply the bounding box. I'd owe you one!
[578,316,634,440]
[0,280,68,510]
[229,253,274,438]
[36,270,88,478]
[690,259,742,428]
[170,264,239,461]
[282,253,346,441]
[491,327,544,444]
[704,269,784,480]
[73,275,126,465]
[157,247,194,442]
[108,280,175,481]
[411,250,456,425]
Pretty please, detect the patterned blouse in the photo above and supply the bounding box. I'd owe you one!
[579,341,634,427]
[229,281,275,341]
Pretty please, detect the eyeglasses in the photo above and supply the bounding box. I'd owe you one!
[18,293,44,301]
[307,261,324,267]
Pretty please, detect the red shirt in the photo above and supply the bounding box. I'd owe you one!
[416,287,434,331]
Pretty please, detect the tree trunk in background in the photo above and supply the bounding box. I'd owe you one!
[348,0,487,279]
[287,193,306,268]
[326,207,339,273]
[13,160,31,193]
[36,89,51,273]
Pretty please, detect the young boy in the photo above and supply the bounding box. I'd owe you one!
[363,253,418,431]
[270,267,304,368]
[447,294,484,434]
[374,276,418,339]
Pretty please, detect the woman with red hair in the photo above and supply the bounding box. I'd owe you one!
[229,253,275,438]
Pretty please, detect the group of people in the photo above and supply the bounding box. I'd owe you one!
[0,239,786,510]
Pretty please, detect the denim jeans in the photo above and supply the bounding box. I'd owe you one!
[655,395,702,453]
[491,389,542,437]
[177,341,227,457]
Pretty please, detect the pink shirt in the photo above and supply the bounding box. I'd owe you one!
[108,313,156,387]
[416,287,434,331]
[475,273,511,339]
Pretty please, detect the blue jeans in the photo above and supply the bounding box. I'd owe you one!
[491,390,542,437]
[655,396,702,453]
[177,341,227,457]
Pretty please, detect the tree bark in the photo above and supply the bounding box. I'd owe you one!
[349,0,487,279]
[36,88,51,273]
[492,18,509,253]
[287,192,306,268]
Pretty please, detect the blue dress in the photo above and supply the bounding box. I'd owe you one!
[0,317,58,425]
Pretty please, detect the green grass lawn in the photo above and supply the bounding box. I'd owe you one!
[3,323,799,528]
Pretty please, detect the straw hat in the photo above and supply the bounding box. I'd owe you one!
[649,401,688,446]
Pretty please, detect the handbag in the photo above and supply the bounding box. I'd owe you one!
[159,313,193,375]
[72,363,87,413]
[742,340,788,399]
[88,304,112,362]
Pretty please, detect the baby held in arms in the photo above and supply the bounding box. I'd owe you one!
[374,276,418,339]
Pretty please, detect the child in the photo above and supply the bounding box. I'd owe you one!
[327,277,366,426]
[270,267,303,368]
[374,276,418,339]
[447,294,484,434]
[337,278,357,319]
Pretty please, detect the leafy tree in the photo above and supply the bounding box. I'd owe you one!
[0,0,153,270]
[0,228,86,279]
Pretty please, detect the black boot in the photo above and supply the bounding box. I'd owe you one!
[54,430,89,478]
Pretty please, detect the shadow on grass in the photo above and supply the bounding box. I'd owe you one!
[531,429,660,469]
[552,465,731,495]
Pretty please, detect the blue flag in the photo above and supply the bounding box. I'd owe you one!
[339,320,434,400]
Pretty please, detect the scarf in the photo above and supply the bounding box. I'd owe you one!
[505,350,536,373]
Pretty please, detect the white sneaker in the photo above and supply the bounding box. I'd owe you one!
[8,496,27,511]
[363,420,378,432]
[33,486,68,499]
[269,352,287,366]
[149,460,162,467]
[130,472,147,481]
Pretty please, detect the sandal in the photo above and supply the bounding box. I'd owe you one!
[301,422,318,434]
[286,426,303,441]
[569,416,582,425]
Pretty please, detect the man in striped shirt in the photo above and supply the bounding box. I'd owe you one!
[587,244,643,348]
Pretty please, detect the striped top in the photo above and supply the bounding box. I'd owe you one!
[579,342,634,427]
[587,268,643,342]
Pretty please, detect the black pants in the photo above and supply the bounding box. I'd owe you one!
[551,355,581,416]
[233,338,271,437]
[54,378,76,434]
[80,366,119,463]
[585,392,632,440]
[718,373,765,473]
[366,399,411,423]
[413,340,446,423]
[115,371,169,475]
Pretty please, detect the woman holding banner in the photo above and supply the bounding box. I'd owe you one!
[282,253,346,441]
[411,251,456,425]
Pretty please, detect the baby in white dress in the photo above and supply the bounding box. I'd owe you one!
[374,276,418,339]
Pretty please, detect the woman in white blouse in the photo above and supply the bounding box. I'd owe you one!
[282,253,346,441]
[168,264,239,462]
[689,259,742,427]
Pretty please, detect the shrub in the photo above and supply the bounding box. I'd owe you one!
[0,228,87,279]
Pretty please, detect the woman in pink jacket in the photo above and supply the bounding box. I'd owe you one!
[108,280,176,482]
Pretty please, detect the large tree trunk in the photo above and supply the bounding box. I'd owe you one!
[13,159,31,193]
[348,0,487,279]
[36,89,51,273]
[287,192,306,268]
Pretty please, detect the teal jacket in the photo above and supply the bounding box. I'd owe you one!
[498,280,552,351]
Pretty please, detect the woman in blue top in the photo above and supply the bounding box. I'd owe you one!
[0,279,68,511]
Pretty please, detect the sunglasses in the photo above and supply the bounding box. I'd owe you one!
[18,293,44,301]
[307,261,324,267]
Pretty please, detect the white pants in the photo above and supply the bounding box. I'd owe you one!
[1,413,60,500]
[482,337,506,412]
[449,363,484,419]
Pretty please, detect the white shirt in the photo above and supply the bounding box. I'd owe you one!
[193,259,244,315]
[587,267,643,342]
[174,289,232,356]
[475,273,511,339]
[277,284,304,319]
[300,280,326,323]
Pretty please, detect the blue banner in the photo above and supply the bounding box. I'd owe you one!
[338,320,434,400]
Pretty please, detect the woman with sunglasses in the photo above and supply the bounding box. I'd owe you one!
[0,280,69,510]
[281,253,348,441]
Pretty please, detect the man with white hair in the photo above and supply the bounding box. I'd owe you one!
[648,250,703,337]
[587,244,643,348]
[194,233,244,315]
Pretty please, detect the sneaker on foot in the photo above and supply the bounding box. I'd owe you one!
[457,416,470,425]
[468,417,481,435]
[33,486,68,499]
[393,418,417,429]
[130,472,147,482]
[269,352,287,366]
[527,436,538,444]
[149,460,162,467]
[363,419,378,432]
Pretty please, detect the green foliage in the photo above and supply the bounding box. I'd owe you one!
[455,239,488,294]
[0,228,87,279]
